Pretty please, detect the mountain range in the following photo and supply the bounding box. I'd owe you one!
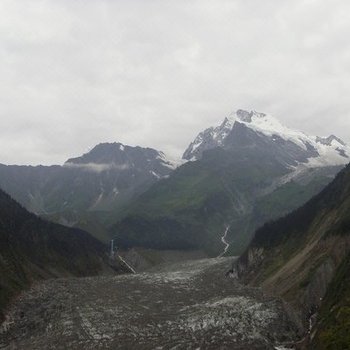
[0,109,349,256]
[112,110,349,255]
[0,143,176,241]
[1,108,350,348]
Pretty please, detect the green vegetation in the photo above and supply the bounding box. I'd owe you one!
[312,253,350,349]
[245,165,350,256]
[238,163,350,348]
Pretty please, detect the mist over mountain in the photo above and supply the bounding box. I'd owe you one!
[0,143,176,241]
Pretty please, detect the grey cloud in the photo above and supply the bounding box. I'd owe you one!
[0,0,350,165]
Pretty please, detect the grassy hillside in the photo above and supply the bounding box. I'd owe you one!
[0,189,127,321]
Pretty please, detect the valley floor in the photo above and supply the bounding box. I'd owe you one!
[0,257,300,350]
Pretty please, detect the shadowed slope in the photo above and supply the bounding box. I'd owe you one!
[0,189,127,321]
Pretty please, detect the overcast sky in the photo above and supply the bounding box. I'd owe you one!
[1,0,350,165]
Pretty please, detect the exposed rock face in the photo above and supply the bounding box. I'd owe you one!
[316,135,346,147]
[236,109,255,122]
[182,117,235,161]
[236,247,265,279]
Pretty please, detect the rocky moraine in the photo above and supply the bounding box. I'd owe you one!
[1,257,302,350]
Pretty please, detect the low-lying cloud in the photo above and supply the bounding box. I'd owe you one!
[64,162,130,173]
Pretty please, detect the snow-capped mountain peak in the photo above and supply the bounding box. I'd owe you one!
[183,109,349,169]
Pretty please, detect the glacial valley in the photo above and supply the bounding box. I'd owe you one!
[0,257,301,350]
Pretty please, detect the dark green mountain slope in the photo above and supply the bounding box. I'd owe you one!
[112,128,339,256]
[0,189,127,321]
[236,163,350,348]
[311,252,350,349]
